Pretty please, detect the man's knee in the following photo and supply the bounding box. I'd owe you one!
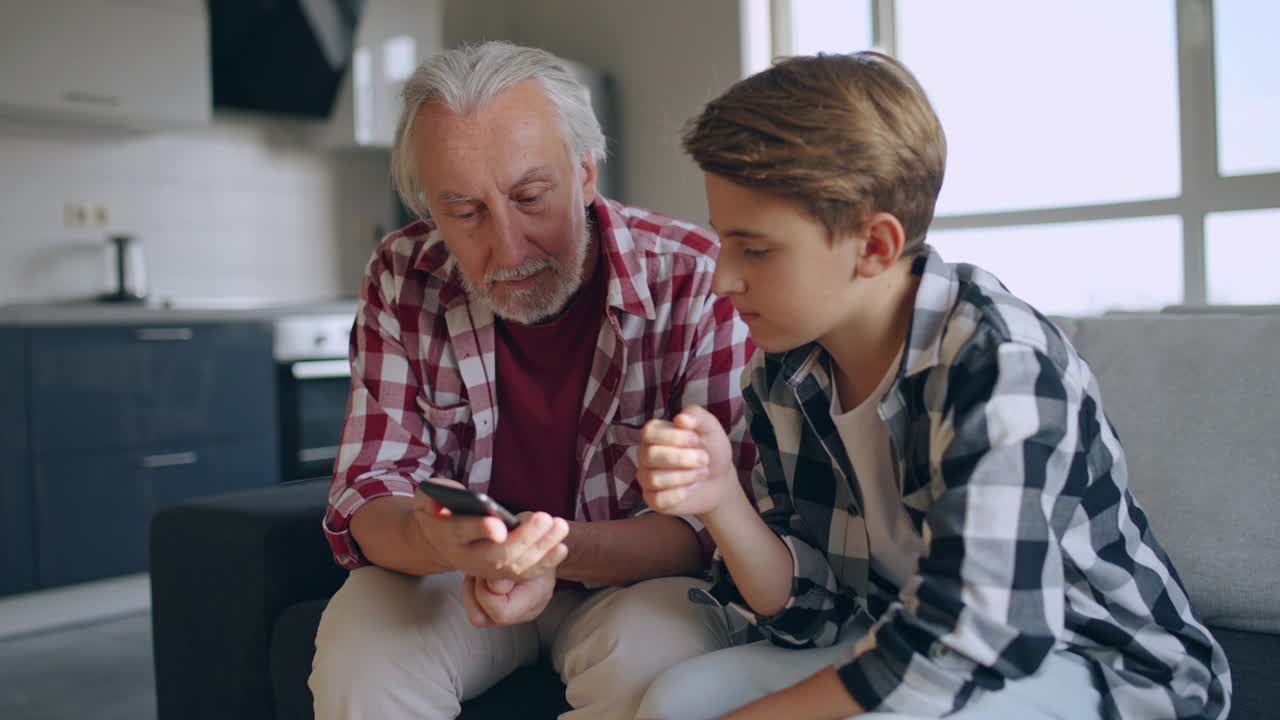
[310,568,462,709]
[555,576,727,684]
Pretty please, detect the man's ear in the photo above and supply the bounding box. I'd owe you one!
[854,212,906,278]
[579,153,598,206]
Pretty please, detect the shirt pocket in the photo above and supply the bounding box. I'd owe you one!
[415,398,473,477]
[600,421,646,516]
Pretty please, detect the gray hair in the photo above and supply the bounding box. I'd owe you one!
[391,41,607,219]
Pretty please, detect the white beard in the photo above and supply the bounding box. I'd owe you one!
[459,215,593,325]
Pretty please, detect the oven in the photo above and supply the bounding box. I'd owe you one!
[272,311,356,483]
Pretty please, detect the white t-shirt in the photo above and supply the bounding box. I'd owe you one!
[830,347,924,589]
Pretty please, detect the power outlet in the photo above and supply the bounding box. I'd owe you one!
[63,202,112,229]
[63,202,88,228]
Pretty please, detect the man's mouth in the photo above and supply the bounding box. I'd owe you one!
[496,268,546,289]
[491,264,551,289]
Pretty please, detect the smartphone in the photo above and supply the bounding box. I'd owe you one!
[416,481,522,529]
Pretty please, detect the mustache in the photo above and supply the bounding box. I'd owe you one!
[486,257,555,284]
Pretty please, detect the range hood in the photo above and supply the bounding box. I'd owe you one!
[209,0,365,119]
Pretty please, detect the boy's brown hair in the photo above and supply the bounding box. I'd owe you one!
[683,51,945,255]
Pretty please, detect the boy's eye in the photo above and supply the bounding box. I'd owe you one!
[743,247,770,259]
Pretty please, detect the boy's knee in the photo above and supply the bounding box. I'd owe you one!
[636,659,716,720]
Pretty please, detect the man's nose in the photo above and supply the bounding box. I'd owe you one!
[485,205,527,267]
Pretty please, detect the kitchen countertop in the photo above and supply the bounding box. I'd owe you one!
[0,298,359,327]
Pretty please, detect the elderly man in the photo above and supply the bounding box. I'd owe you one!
[309,41,756,720]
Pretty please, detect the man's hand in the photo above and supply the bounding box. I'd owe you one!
[638,405,741,520]
[461,573,557,627]
[411,480,569,581]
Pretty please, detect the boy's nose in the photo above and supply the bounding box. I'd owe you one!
[712,262,745,296]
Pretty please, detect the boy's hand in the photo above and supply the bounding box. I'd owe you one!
[461,573,556,628]
[638,405,740,519]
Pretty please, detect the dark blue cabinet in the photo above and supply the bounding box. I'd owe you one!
[28,323,277,454]
[0,328,35,596]
[145,440,278,513]
[35,439,278,588]
[35,450,151,586]
[17,320,282,592]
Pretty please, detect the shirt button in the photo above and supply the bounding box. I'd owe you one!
[929,643,951,660]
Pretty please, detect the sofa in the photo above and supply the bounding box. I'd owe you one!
[150,309,1280,719]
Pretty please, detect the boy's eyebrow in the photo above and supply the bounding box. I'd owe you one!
[709,221,770,240]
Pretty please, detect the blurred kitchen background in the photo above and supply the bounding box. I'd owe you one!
[0,1,1276,718]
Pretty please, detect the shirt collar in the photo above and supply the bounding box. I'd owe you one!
[901,246,958,378]
[592,196,656,320]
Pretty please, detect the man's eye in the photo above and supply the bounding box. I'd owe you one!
[516,194,544,206]
[744,248,770,259]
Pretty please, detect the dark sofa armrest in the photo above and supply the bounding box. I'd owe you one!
[150,479,346,720]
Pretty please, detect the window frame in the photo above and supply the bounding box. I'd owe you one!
[765,0,1280,306]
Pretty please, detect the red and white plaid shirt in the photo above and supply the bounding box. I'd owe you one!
[324,197,757,570]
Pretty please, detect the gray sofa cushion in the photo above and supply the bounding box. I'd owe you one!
[1059,313,1280,634]
[1207,625,1280,720]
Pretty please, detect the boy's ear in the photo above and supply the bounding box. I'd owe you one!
[854,212,906,278]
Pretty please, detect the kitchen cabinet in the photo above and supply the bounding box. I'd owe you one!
[28,323,277,454]
[35,439,277,588]
[35,450,151,587]
[3,319,282,593]
[0,329,35,596]
[325,0,443,148]
[0,0,210,131]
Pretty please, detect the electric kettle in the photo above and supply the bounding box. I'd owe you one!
[99,234,148,303]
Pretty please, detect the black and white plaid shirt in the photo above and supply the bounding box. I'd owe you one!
[693,248,1230,719]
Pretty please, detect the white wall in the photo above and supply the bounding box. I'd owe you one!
[0,114,392,306]
[455,0,745,224]
[442,0,510,47]
[0,0,744,306]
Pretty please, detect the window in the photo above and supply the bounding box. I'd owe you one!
[756,0,1280,313]
[785,0,873,56]
[928,218,1182,316]
[1206,209,1280,304]
[897,1,1180,215]
[1214,0,1280,176]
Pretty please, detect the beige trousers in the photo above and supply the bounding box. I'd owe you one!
[310,566,728,720]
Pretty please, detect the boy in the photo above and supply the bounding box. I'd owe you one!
[634,52,1230,719]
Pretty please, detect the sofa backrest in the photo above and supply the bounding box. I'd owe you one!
[1055,311,1280,635]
